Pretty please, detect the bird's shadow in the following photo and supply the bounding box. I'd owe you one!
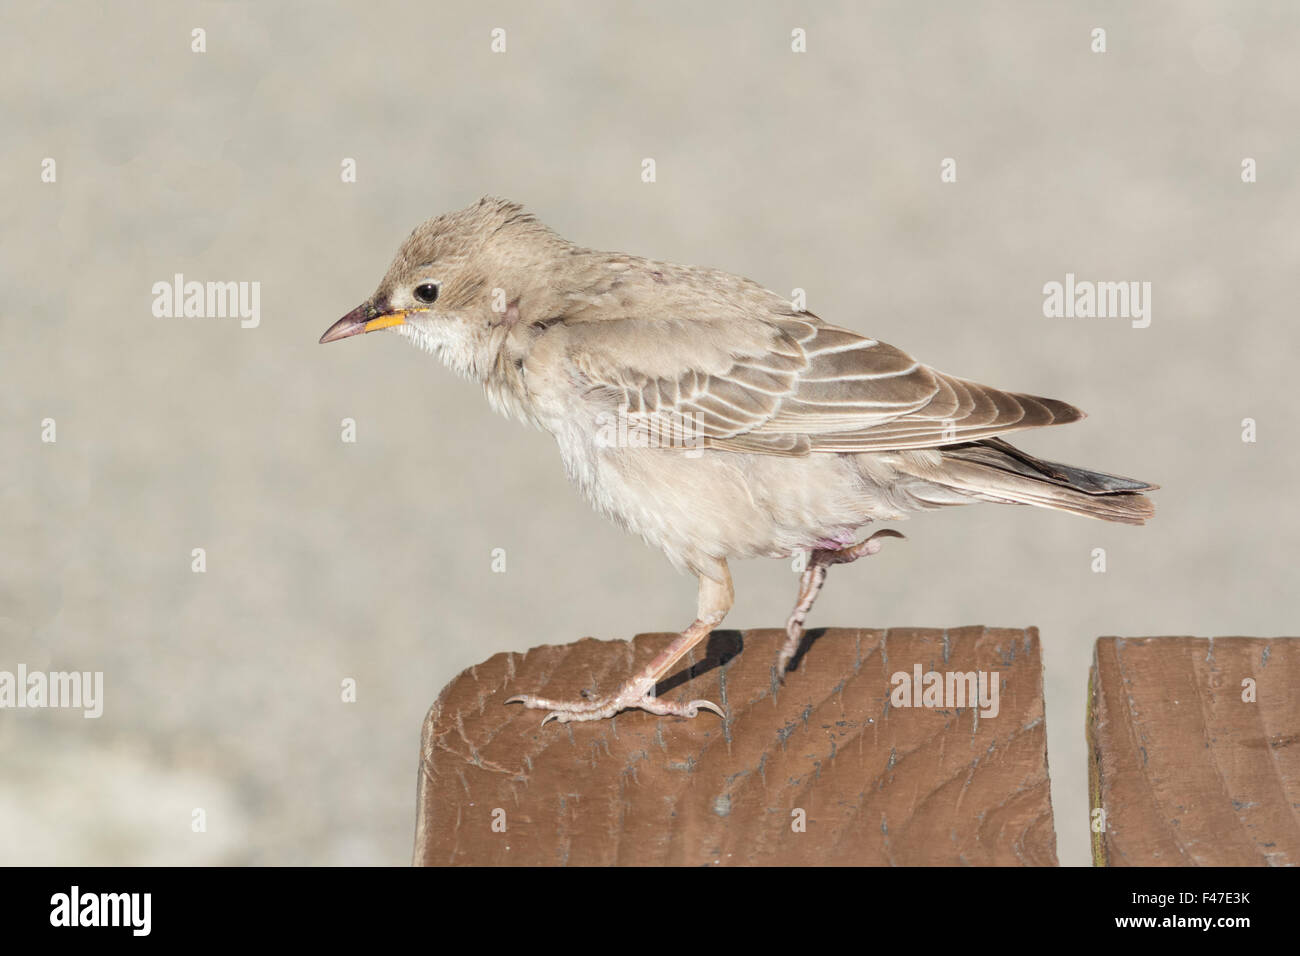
[655,629,745,695]
[782,627,829,675]
[654,626,830,694]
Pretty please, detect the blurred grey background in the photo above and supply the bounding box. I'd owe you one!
[3,0,1297,866]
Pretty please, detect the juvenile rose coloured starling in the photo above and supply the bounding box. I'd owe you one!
[320,198,1155,724]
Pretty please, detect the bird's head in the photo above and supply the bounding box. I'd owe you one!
[319,197,564,381]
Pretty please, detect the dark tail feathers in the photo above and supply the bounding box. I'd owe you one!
[935,437,1157,525]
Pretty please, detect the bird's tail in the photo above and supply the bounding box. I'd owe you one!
[904,437,1157,525]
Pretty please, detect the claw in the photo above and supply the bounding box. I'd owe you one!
[687,699,725,719]
[540,711,561,727]
[841,528,905,561]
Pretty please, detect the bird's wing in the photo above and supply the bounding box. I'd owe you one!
[565,312,1081,456]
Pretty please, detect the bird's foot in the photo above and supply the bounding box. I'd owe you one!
[775,637,802,681]
[777,528,904,679]
[507,677,723,726]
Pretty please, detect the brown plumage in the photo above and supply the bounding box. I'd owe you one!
[320,197,1156,724]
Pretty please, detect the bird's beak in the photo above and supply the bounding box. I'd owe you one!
[318,303,409,344]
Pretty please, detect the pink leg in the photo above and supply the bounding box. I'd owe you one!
[777,528,904,677]
[508,560,734,725]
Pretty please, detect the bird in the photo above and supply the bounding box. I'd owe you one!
[319,197,1155,725]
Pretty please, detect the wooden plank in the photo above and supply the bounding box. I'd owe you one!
[1088,636,1300,866]
[415,626,1056,866]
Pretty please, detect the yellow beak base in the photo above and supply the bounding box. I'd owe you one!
[362,313,408,333]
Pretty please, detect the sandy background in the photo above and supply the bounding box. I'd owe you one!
[2,1,1297,866]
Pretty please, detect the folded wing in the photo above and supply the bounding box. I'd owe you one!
[569,313,1083,456]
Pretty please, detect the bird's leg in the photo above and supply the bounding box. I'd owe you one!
[777,528,904,677]
[508,560,734,725]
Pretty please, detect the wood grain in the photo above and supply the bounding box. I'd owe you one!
[1088,636,1300,866]
[415,626,1056,866]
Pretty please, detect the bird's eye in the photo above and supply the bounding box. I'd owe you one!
[414,282,439,304]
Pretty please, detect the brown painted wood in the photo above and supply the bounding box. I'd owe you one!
[1088,636,1300,866]
[414,626,1056,866]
